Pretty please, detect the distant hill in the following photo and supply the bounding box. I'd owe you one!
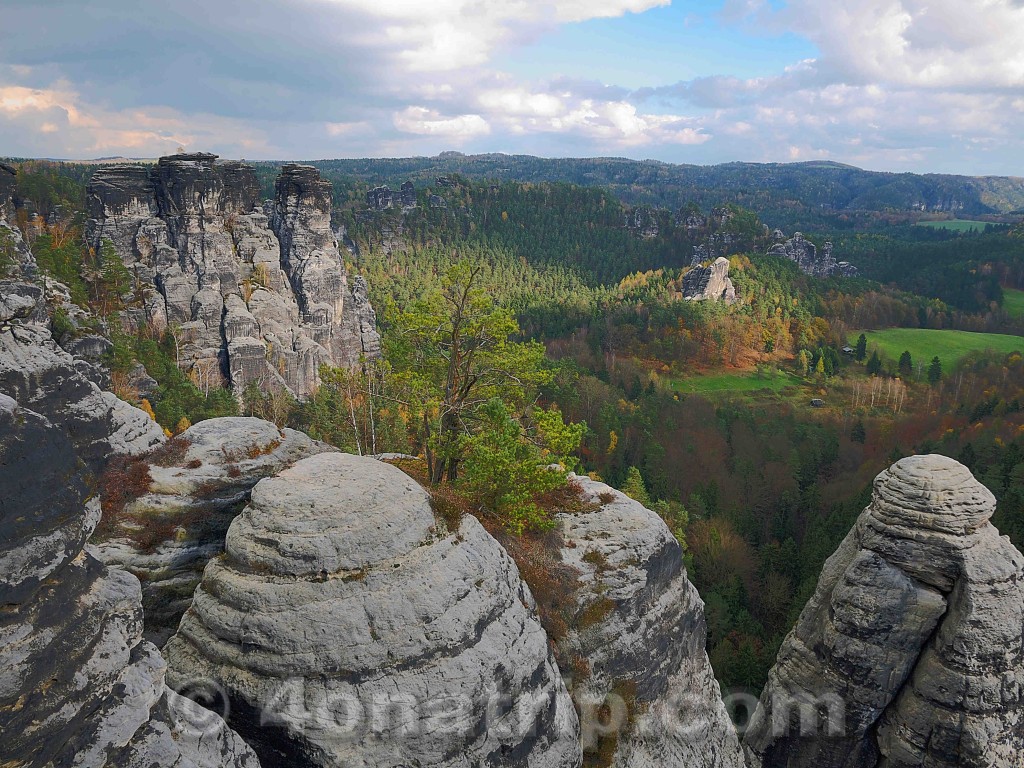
[255,153,1024,231]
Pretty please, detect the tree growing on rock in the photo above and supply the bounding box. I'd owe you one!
[388,261,554,485]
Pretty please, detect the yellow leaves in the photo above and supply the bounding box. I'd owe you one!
[140,398,157,422]
[606,430,618,455]
[174,417,191,435]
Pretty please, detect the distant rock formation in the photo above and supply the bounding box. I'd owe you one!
[366,185,393,210]
[0,393,258,768]
[744,455,1024,767]
[625,207,659,239]
[400,180,416,208]
[164,453,581,768]
[86,154,380,399]
[558,475,745,768]
[683,257,737,303]
[92,416,331,644]
[766,231,857,278]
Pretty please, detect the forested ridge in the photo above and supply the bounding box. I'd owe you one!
[5,156,1024,699]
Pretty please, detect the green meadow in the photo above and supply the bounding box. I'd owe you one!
[851,328,1023,368]
[914,219,991,232]
[1003,288,1024,319]
[672,368,803,395]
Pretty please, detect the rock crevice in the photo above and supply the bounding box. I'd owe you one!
[86,154,380,398]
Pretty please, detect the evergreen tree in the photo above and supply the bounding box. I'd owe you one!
[620,466,651,507]
[850,420,866,444]
[866,351,882,376]
[898,350,913,378]
[854,333,867,361]
[928,356,943,386]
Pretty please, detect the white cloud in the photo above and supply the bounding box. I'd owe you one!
[393,107,491,139]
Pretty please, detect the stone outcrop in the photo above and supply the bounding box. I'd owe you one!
[682,257,737,303]
[766,231,857,278]
[164,452,581,768]
[366,185,393,210]
[743,455,1024,767]
[0,163,36,279]
[0,279,165,472]
[625,207,659,239]
[0,393,259,768]
[86,154,380,399]
[92,416,330,645]
[558,475,745,768]
[400,180,416,208]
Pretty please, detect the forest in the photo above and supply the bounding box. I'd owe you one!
[5,157,1024,700]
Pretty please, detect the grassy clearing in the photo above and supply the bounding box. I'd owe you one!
[851,328,1023,368]
[671,368,803,395]
[914,219,991,232]
[1003,288,1024,319]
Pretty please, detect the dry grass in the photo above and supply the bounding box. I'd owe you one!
[94,456,154,539]
[149,436,192,467]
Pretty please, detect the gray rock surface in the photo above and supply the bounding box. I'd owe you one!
[164,453,581,768]
[0,163,36,278]
[0,281,165,471]
[743,455,1024,768]
[558,475,745,768]
[766,232,857,278]
[0,393,259,768]
[86,154,380,398]
[92,416,330,644]
[682,257,737,303]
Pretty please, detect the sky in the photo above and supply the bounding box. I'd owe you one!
[0,0,1022,174]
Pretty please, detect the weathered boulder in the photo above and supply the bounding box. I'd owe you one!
[743,455,1024,767]
[0,393,259,768]
[682,257,737,303]
[164,452,581,768]
[86,154,380,398]
[766,232,857,278]
[558,475,745,768]
[0,281,164,471]
[92,416,331,645]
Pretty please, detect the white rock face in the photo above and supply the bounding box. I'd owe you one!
[682,257,737,303]
[0,396,259,768]
[744,455,1024,768]
[164,453,581,768]
[86,155,380,398]
[92,416,331,644]
[558,475,745,768]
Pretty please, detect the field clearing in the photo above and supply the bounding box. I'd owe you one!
[851,328,1023,367]
[1004,288,1024,319]
[672,368,803,395]
[914,219,990,232]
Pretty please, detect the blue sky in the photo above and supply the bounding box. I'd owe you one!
[0,0,1022,175]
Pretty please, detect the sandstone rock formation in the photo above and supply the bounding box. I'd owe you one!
[0,279,165,471]
[92,416,330,644]
[86,154,380,399]
[0,393,260,768]
[0,163,36,279]
[766,232,857,278]
[743,455,1024,767]
[682,257,737,303]
[164,453,581,768]
[558,475,745,768]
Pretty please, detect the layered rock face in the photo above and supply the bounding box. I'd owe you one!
[559,475,745,768]
[0,393,259,768]
[92,416,330,645]
[683,257,737,303]
[164,453,581,768]
[0,163,36,278]
[86,154,380,399]
[0,280,165,471]
[766,232,857,278]
[744,455,1024,768]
